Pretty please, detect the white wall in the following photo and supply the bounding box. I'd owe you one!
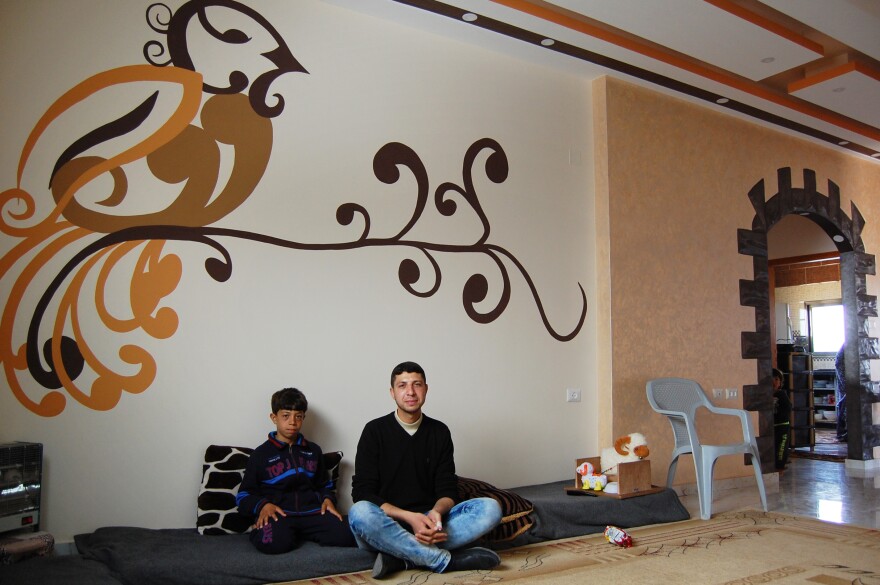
[0,0,599,542]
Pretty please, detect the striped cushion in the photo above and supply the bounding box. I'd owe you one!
[457,476,534,542]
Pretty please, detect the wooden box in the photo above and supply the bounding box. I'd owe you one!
[566,456,663,499]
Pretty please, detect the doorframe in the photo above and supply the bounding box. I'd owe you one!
[737,168,879,466]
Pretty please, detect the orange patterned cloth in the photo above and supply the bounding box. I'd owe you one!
[0,531,54,565]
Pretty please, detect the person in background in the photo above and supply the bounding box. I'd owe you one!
[237,387,356,554]
[772,368,791,471]
[835,343,847,442]
[349,361,502,579]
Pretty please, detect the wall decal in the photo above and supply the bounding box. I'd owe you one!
[144,0,308,118]
[0,0,587,416]
[342,139,587,339]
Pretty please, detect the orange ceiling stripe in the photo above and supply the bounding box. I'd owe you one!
[788,62,857,92]
[857,60,880,83]
[490,0,880,142]
[790,61,880,92]
[860,61,880,83]
[702,0,824,55]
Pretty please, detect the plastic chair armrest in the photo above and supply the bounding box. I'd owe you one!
[704,404,746,417]
[704,405,755,438]
[652,407,686,417]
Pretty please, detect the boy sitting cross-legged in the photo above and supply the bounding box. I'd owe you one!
[237,387,356,553]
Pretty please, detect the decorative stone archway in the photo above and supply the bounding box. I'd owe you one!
[737,168,880,466]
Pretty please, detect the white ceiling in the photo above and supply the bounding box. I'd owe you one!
[329,0,880,163]
[548,0,824,81]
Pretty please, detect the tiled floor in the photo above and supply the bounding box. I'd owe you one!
[677,458,880,530]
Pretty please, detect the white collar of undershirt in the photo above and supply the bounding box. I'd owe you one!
[395,411,423,435]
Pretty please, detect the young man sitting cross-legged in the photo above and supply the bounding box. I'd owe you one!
[349,361,503,578]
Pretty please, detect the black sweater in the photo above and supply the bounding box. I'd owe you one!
[351,413,458,512]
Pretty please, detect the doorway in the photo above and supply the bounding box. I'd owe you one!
[769,238,846,461]
[736,167,878,467]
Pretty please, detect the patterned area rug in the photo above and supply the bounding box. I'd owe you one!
[278,510,880,585]
[789,429,847,461]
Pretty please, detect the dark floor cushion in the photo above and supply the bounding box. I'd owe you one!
[59,479,689,585]
[0,554,123,585]
[75,527,373,585]
[507,479,690,545]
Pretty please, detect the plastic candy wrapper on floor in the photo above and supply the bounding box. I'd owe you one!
[604,525,633,548]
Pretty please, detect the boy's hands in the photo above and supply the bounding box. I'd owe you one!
[255,503,286,529]
[254,499,343,528]
[321,498,344,521]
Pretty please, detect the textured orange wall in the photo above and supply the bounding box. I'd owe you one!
[596,77,880,485]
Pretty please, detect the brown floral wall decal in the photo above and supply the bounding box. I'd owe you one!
[0,0,587,416]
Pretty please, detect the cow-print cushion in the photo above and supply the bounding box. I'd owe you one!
[196,445,342,535]
[457,476,534,542]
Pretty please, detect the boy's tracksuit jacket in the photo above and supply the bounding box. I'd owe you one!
[236,431,335,517]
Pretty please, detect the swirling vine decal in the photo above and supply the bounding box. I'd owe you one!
[0,0,586,416]
[354,139,587,335]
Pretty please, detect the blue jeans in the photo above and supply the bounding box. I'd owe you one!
[348,498,502,572]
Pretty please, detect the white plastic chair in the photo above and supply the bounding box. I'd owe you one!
[646,377,768,520]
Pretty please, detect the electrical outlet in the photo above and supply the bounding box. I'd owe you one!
[712,388,723,398]
[566,388,581,402]
[725,387,738,399]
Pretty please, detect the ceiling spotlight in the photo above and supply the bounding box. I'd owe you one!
[838,140,850,146]
[716,97,729,104]
[541,38,555,46]
[761,57,775,63]
[833,235,845,243]
[462,12,477,22]
[872,153,880,158]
